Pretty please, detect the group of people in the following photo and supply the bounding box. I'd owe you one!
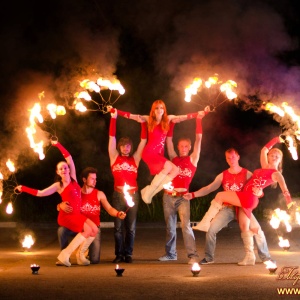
[17,99,295,267]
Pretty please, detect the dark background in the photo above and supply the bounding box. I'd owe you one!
[0,0,300,222]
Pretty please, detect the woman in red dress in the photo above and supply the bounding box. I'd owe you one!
[110,100,208,204]
[185,136,295,265]
[16,141,99,267]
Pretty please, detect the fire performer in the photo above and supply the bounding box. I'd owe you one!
[16,141,99,267]
[184,136,295,265]
[56,167,126,264]
[109,108,147,263]
[109,100,205,205]
[158,111,207,264]
[184,148,274,266]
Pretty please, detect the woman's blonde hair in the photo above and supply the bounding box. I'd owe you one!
[148,100,169,132]
[268,148,283,188]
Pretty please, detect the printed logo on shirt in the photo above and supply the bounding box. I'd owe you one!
[112,162,137,173]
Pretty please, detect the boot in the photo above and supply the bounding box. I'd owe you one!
[76,236,95,265]
[57,233,86,267]
[254,228,271,262]
[192,200,222,232]
[141,172,168,204]
[238,231,256,266]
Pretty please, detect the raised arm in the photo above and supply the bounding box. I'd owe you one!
[183,173,223,200]
[133,121,147,166]
[108,109,119,165]
[16,182,60,197]
[109,107,148,123]
[260,136,281,168]
[51,141,77,181]
[166,121,177,160]
[169,106,210,124]
[190,114,204,166]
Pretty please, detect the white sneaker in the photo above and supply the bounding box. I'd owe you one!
[158,255,177,261]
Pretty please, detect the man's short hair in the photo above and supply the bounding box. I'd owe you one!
[80,167,98,180]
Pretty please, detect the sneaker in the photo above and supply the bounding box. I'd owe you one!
[125,256,133,263]
[158,255,177,261]
[200,258,214,265]
[112,256,124,263]
[188,257,200,265]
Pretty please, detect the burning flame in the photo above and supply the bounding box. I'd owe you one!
[278,236,290,249]
[26,102,45,160]
[191,263,201,271]
[270,208,292,232]
[265,101,300,160]
[0,172,3,204]
[22,234,34,249]
[46,104,66,119]
[123,183,135,208]
[6,202,13,214]
[264,260,277,269]
[184,76,237,103]
[6,159,15,172]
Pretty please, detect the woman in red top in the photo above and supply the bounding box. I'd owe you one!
[109,100,207,204]
[189,136,295,265]
[16,141,99,267]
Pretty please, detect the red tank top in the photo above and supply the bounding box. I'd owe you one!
[171,156,197,190]
[80,189,100,226]
[222,168,248,191]
[111,155,138,189]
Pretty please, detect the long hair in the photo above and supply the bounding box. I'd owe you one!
[117,137,133,156]
[148,100,169,132]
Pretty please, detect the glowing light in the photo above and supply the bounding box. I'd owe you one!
[22,234,35,249]
[6,159,15,172]
[6,202,13,214]
[184,78,202,102]
[278,236,290,249]
[123,183,134,208]
[270,208,292,232]
[191,263,201,271]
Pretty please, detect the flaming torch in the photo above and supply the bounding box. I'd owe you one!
[123,183,135,213]
[6,202,13,214]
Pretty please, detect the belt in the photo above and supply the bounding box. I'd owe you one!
[115,187,137,194]
[164,190,186,197]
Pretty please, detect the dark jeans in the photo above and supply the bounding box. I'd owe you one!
[57,226,101,264]
[112,191,139,257]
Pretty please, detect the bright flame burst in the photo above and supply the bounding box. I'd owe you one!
[265,102,300,160]
[123,183,135,208]
[184,75,237,103]
[22,234,35,249]
[26,92,66,160]
[6,201,13,214]
[73,77,125,113]
[191,262,201,271]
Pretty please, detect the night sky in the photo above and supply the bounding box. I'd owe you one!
[0,0,300,218]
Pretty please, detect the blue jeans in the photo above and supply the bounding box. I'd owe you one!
[204,206,271,262]
[112,191,139,257]
[57,226,101,264]
[162,193,198,259]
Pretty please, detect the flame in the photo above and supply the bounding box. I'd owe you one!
[163,181,174,191]
[6,159,15,172]
[278,236,290,248]
[269,208,292,232]
[191,262,201,271]
[26,102,45,160]
[6,202,13,214]
[73,99,87,112]
[46,103,66,119]
[22,234,34,249]
[96,77,125,94]
[184,76,237,103]
[123,183,134,208]
[265,101,300,160]
[75,91,92,101]
[264,260,277,269]
[184,78,202,102]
